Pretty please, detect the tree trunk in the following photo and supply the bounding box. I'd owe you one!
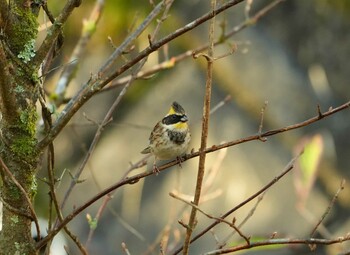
[0,1,40,254]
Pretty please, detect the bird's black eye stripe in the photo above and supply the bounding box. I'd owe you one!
[162,114,185,125]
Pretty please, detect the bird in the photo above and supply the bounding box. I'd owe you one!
[141,101,191,174]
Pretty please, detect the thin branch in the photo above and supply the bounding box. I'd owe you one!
[0,156,40,239]
[209,95,232,115]
[36,0,246,151]
[53,0,105,106]
[258,100,268,140]
[85,194,112,248]
[98,0,164,76]
[204,236,350,255]
[40,2,65,76]
[244,0,254,19]
[183,0,216,252]
[46,143,88,254]
[121,242,131,255]
[218,192,265,249]
[35,101,349,250]
[33,0,82,67]
[62,226,88,255]
[169,192,250,245]
[47,145,60,221]
[172,153,301,254]
[309,179,346,238]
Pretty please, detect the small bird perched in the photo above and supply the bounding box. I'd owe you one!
[141,101,191,174]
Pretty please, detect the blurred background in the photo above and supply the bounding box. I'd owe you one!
[35,0,350,254]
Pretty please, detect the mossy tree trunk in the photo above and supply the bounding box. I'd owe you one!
[0,1,41,254]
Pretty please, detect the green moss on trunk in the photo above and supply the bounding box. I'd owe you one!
[0,2,41,255]
[7,4,38,56]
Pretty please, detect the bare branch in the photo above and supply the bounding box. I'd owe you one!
[53,0,105,106]
[204,236,350,255]
[172,153,301,254]
[33,0,82,67]
[170,192,250,245]
[98,0,165,75]
[218,192,265,249]
[310,179,346,238]
[183,0,216,252]
[85,194,112,248]
[121,242,131,255]
[45,143,88,254]
[258,101,268,141]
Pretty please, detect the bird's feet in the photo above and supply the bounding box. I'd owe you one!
[176,156,184,168]
[153,164,160,175]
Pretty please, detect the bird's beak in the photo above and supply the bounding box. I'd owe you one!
[181,115,188,122]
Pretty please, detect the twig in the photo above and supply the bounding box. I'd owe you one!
[62,226,88,255]
[172,153,301,254]
[44,143,57,254]
[46,144,88,255]
[121,242,131,255]
[170,192,250,245]
[258,100,268,141]
[40,2,65,75]
[218,192,265,249]
[98,1,164,75]
[107,204,147,243]
[182,0,216,253]
[309,179,346,238]
[209,95,232,115]
[0,157,40,239]
[244,0,254,19]
[53,0,105,106]
[35,101,348,250]
[204,236,350,255]
[85,194,112,248]
[203,147,227,191]
[33,0,82,67]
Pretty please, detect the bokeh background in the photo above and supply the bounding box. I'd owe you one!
[35,0,350,254]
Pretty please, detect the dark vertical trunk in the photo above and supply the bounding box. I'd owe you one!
[0,1,40,254]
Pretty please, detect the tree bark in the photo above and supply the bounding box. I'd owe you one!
[0,1,40,254]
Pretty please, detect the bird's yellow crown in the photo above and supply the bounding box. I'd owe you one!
[167,101,186,116]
